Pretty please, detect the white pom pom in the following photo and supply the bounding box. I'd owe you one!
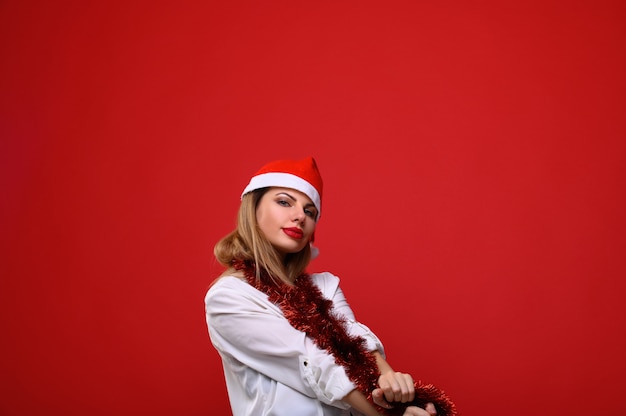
[310,243,320,260]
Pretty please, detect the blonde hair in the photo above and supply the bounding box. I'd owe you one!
[214,188,312,284]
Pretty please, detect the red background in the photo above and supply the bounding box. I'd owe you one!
[2,1,625,415]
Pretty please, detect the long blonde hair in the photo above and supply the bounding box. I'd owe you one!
[214,188,312,284]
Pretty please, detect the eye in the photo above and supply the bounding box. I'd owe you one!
[277,199,291,207]
[304,208,317,219]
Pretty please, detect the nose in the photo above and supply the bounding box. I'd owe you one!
[292,207,306,223]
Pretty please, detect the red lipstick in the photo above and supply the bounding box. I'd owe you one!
[283,227,304,239]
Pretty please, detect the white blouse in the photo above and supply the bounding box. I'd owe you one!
[205,272,384,416]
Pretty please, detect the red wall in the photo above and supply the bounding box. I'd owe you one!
[2,1,625,415]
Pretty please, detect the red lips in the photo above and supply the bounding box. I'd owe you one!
[282,227,304,239]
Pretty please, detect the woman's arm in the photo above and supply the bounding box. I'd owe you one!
[206,278,355,406]
[317,274,437,416]
[343,389,383,416]
[320,274,385,353]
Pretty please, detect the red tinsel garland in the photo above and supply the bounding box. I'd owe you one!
[233,260,457,416]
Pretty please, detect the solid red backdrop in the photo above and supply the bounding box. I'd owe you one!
[1,1,625,415]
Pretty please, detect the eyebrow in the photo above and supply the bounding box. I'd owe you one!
[275,192,317,210]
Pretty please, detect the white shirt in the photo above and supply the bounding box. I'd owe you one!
[205,272,384,416]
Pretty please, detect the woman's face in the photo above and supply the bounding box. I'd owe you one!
[256,187,318,257]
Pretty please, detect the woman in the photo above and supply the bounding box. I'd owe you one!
[205,157,454,416]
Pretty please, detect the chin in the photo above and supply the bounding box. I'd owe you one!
[279,245,308,256]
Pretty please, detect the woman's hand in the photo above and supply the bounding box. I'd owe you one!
[403,403,437,416]
[369,351,436,415]
[375,371,416,404]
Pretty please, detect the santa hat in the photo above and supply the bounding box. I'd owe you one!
[241,157,323,219]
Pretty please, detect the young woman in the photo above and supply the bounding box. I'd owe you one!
[205,157,455,416]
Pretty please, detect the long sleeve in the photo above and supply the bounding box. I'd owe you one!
[312,272,385,356]
[205,276,356,407]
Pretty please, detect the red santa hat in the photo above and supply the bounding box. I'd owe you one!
[241,157,323,220]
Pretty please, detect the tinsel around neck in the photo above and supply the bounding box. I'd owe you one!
[232,259,380,394]
[231,260,457,416]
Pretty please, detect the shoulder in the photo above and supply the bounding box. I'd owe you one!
[205,275,252,302]
[209,274,246,289]
[309,271,341,299]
